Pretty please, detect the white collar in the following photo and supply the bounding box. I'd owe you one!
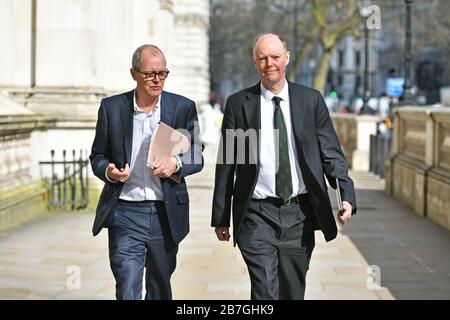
[260,80,289,103]
[133,91,160,113]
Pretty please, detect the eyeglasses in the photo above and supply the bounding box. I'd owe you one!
[135,69,170,80]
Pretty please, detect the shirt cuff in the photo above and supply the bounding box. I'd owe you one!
[105,166,117,183]
[173,155,182,173]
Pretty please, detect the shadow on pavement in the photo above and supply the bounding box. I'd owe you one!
[335,188,450,300]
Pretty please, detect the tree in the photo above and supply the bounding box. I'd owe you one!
[209,0,312,96]
[310,0,364,93]
[413,0,450,85]
[376,0,450,90]
[210,0,401,96]
[253,0,315,82]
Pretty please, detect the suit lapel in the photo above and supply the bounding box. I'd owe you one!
[160,91,175,127]
[242,84,261,167]
[288,81,305,150]
[242,84,261,131]
[120,90,134,166]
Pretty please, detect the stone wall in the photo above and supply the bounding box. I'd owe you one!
[0,93,101,232]
[0,0,210,105]
[385,107,450,231]
[0,0,210,232]
[331,114,379,171]
[0,95,48,232]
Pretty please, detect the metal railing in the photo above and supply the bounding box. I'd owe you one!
[39,149,89,210]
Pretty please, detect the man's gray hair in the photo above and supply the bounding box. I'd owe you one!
[252,33,288,57]
[131,44,164,70]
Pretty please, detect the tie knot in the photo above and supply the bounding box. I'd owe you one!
[272,96,282,107]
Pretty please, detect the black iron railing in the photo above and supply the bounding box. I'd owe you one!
[39,149,89,210]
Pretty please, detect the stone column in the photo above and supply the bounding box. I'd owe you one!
[389,107,430,216]
[0,0,33,88]
[330,114,357,167]
[427,110,450,230]
[352,115,379,171]
[167,0,209,104]
[156,0,174,63]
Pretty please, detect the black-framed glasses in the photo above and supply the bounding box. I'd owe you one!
[135,69,170,80]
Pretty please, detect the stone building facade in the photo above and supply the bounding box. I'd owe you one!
[0,0,209,230]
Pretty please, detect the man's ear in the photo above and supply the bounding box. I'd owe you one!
[285,50,291,66]
[130,68,137,81]
[253,56,260,70]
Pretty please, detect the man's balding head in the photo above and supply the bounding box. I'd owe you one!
[252,33,290,93]
[132,44,166,71]
[252,33,288,58]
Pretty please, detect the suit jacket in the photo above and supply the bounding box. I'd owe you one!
[90,90,203,244]
[211,81,356,244]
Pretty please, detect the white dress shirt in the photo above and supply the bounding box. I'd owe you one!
[252,81,307,199]
[105,92,164,200]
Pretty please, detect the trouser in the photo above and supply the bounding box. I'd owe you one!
[236,194,315,300]
[107,200,178,300]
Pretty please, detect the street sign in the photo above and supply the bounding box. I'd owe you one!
[387,77,404,97]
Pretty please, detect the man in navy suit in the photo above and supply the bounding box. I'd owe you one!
[90,44,203,300]
[211,33,356,299]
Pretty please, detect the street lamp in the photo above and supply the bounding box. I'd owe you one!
[399,0,416,105]
[360,5,373,114]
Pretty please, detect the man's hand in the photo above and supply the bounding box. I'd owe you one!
[215,227,230,241]
[337,201,353,225]
[107,163,130,183]
[152,156,177,178]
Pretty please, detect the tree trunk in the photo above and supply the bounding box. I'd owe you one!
[313,48,332,94]
[287,42,313,82]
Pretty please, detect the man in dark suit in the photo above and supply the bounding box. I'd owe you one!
[90,44,203,300]
[211,33,356,300]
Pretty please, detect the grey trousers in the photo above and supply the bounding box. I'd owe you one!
[236,195,315,300]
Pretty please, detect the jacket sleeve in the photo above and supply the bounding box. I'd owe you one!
[314,91,357,215]
[89,99,111,184]
[211,98,237,227]
[174,100,204,180]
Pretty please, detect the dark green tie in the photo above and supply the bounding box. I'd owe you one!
[273,96,293,202]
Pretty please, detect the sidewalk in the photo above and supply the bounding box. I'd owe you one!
[0,156,449,299]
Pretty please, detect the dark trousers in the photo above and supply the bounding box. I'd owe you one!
[106,200,178,300]
[236,195,315,300]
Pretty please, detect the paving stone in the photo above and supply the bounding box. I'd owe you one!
[334,267,368,274]
[0,167,449,300]
[205,282,250,293]
[178,248,214,256]
[5,261,68,273]
[382,281,435,291]
[374,288,395,300]
[322,280,374,291]
[0,287,32,299]
[41,257,95,267]
[311,259,364,268]
[0,260,13,270]
[306,290,380,300]
[388,290,450,300]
